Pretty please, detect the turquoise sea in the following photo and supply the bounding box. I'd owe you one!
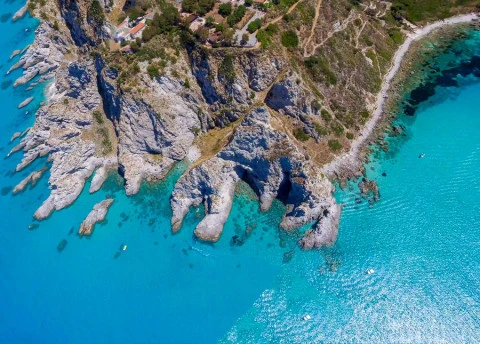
[1,1,479,342]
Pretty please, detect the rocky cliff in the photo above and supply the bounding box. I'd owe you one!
[9,0,435,249]
[171,107,340,247]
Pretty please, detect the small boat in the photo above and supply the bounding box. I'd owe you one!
[366,269,375,275]
[122,244,127,251]
[418,153,425,158]
[303,315,311,321]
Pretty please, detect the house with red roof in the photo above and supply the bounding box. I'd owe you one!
[130,22,146,39]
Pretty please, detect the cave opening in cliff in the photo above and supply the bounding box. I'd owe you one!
[236,167,261,198]
[277,171,293,204]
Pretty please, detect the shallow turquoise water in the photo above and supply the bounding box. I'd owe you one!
[1,2,479,342]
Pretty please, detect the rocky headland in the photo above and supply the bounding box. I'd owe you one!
[7,0,479,249]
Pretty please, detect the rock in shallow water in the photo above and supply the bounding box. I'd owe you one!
[78,199,114,236]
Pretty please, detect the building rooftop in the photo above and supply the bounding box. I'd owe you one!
[130,22,146,35]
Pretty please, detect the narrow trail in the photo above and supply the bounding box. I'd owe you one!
[302,0,323,57]
[354,19,367,49]
[304,12,357,58]
[322,13,479,177]
[268,0,305,25]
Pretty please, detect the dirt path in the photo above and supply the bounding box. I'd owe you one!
[302,0,323,57]
[268,0,305,25]
[304,12,357,58]
[322,13,478,177]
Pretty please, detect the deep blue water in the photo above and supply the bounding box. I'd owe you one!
[1,2,479,342]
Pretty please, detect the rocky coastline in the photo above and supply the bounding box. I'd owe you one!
[6,1,478,250]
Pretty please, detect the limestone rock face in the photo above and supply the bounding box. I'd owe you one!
[189,49,283,126]
[96,62,205,195]
[240,54,282,92]
[171,107,340,248]
[9,24,64,87]
[9,24,116,220]
[265,73,318,118]
[265,73,323,140]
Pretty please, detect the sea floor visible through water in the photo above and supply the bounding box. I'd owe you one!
[1,2,479,343]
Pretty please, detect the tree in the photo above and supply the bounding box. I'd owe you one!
[241,33,249,45]
[222,27,235,46]
[245,0,253,6]
[158,3,179,30]
[219,55,235,82]
[181,0,197,13]
[227,5,246,27]
[198,0,215,15]
[218,3,232,17]
[87,0,105,25]
[247,18,262,33]
[206,16,215,27]
[196,26,210,43]
[142,25,159,42]
[281,30,299,48]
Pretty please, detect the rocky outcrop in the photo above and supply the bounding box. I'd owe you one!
[239,53,282,92]
[13,167,48,194]
[265,73,318,118]
[171,107,340,248]
[58,0,95,46]
[188,49,282,126]
[78,199,114,235]
[359,178,380,203]
[96,60,205,195]
[13,4,28,21]
[8,23,65,87]
[9,24,117,220]
[18,97,34,109]
[265,72,323,140]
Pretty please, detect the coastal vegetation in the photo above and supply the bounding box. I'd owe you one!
[391,0,480,23]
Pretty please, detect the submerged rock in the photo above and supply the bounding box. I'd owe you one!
[359,178,380,202]
[57,239,68,252]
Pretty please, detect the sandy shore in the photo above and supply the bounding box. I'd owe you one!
[323,13,479,177]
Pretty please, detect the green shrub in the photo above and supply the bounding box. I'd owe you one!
[198,0,215,16]
[87,0,105,24]
[247,18,262,33]
[314,123,329,136]
[330,121,344,137]
[265,23,279,34]
[281,30,299,48]
[218,3,232,17]
[147,65,160,79]
[98,127,113,155]
[388,28,404,44]
[304,56,337,85]
[219,55,235,82]
[294,128,310,142]
[93,110,104,124]
[328,139,343,152]
[346,132,354,140]
[283,13,293,22]
[227,5,246,27]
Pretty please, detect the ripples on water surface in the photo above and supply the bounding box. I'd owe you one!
[0,1,479,342]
